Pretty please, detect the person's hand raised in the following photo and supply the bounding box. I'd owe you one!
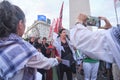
[99,16,112,29]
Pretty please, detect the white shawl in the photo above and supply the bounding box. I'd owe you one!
[70,24,120,68]
[53,37,76,60]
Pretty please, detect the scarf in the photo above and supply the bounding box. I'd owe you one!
[0,34,37,80]
[110,27,120,69]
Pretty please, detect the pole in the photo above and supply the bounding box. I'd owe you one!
[114,6,119,26]
[114,0,119,26]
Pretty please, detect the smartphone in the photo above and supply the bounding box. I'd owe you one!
[86,16,101,27]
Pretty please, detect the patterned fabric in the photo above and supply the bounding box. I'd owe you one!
[0,33,38,80]
[111,27,120,45]
[110,27,120,69]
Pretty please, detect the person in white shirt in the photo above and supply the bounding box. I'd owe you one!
[70,13,120,71]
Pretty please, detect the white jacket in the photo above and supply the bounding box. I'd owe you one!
[70,24,120,68]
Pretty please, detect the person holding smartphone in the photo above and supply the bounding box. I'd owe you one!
[70,13,120,70]
[86,16,101,27]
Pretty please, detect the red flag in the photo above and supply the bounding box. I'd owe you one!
[58,2,64,30]
[52,18,60,41]
[53,2,64,34]
[54,18,59,34]
[52,2,64,41]
[48,19,55,38]
[114,0,120,8]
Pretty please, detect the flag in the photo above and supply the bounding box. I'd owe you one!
[48,18,59,41]
[52,2,64,34]
[114,0,120,8]
[48,19,56,39]
[49,2,64,41]
[53,18,59,40]
[58,2,64,31]
[54,18,59,34]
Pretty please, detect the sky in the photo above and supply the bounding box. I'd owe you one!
[6,0,69,29]
[0,0,120,29]
[90,0,120,27]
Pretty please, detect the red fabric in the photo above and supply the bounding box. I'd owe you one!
[48,19,55,38]
[58,2,64,30]
[46,44,59,57]
[48,45,54,49]
[54,18,59,34]
[46,68,52,80]
[54,2,64,34]
[54,48,60,57]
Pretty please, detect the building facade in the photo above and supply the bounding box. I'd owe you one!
[24,20,51,40]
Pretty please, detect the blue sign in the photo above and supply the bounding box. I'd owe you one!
[37,15,46,22]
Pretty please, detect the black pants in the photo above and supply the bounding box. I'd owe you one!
[37,69,46,80]
[59,64,73,80]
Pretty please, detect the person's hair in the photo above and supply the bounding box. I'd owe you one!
[0,1,25,37]
[42,37,47,40]
[35,37,40,43]
[57,28,66,37]
[29,37,35,42]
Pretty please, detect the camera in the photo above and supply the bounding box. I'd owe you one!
[86,16,101,27]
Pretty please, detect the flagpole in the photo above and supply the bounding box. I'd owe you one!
[114,6,119,26]
[114,0,119,26]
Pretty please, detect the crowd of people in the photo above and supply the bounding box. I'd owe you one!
[0,1,120,80]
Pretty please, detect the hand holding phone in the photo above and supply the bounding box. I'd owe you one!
[86,16,101,27]
[98,16,112,29]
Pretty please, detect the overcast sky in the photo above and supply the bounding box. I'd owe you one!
[7,0,69,29]
[1,0,120,29]
[90,0,120,27]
